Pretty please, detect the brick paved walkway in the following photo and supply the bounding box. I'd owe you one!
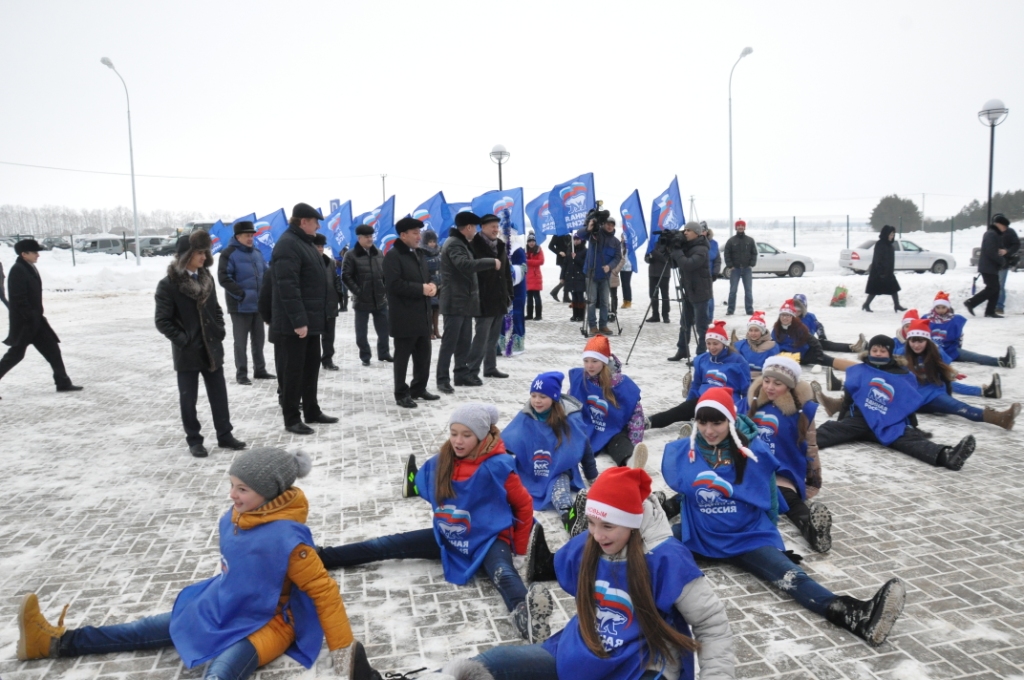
[1,291,1022,679]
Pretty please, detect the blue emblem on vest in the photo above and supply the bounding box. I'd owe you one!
[568,368,642,452]
[502,409,588,509]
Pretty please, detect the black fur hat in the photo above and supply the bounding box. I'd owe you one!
[395,217,423,233]
[454,212,481,228]
[14,239,42,255]
[176,230,214,267]
[291,202,322,221]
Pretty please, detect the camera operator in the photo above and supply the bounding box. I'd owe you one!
[644,237,673,324]
[583,211,621,335]
[667,222,712,361]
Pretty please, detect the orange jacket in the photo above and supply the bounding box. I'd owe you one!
[232,488,353,666]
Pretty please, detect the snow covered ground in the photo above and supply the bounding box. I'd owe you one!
[1,227,1023,679]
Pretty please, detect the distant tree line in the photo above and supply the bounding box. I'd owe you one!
[0,205,218,237]
[870,191,1024,233]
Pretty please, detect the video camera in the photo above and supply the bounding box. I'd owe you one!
[585,203,612,230]
[656,228,688,252]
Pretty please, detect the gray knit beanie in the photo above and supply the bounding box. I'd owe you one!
[448,403,501,440]
[228,447,312,501]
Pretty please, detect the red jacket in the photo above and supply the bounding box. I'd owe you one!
[526,248,544,291]
[452,435,534,555]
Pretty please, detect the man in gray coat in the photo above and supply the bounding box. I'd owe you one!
[435,212,500,393]
[669,222,712,360]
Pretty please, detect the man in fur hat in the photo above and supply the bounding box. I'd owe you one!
[155,231,246,457]
[0,238,83,398]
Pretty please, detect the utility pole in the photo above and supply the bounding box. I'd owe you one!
[688,195,700,224]
[381,174,387,203]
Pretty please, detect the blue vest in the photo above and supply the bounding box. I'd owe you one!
[415,453,516,585]
[844,363,923,445]
[771,328,810,360]
[169,510,323,668]
[734,339,781,373]
[543,532,702,680]
[568,368,642,452]
[662,438,784,558]
[688,349,752,415]
[924,314,966,361]
[894,338,955,364]
[801,312,820,336]
[752,401,817,499]
[502,409,587,510]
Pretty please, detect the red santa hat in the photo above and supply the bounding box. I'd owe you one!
[690,387,758,463]
[932,291,952,310]
[906,319,933,341]
[747,311,768,331]
[706,320,729,345]
[901,309,920,327]
[581,335,611,364]
[779,299,799,317]
[585,467,652,529]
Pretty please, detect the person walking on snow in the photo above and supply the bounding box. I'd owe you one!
[862,225,906,313]
[965,213,1011,318]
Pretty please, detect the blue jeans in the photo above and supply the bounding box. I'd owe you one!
[727,267,754,315]
[955,348,1000,366]
[919,393,983,422]
[473,644,665,680]
[998,267,1009,310]
[678,297,710,355]
[587,278,611,329]
[318,528,527,612]
[58,612,259,679]
[952,381,982,397]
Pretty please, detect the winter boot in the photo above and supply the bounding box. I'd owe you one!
[510,583,553,642]
[983,403,1021,430]
[824,578,906,647]
[999,346,1016,369]
[983,373,1002,399]
[565,490,589,536]
[667,349,689,362]
[643,416,652,431]
[811,381,843,417]
[678,422,693,440]
[402,455,419,498]
[17,593,68,661]
[652,490,682,521]
[681,371,692,396]
[629,443,648,470]
[535,311,542,321]
[622,301,632,309]
[589,326,599,337]
[938,435,976,471]
[337,640,384,680]
[646,314,661,323]
[791,502,833,553]
[826,366,844,392]
[530,524,557,582]
[850,333,867,353]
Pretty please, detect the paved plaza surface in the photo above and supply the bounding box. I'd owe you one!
[1,270,1023,679]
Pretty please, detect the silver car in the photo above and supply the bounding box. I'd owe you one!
[839,239,956,274]
[750,241,815,277]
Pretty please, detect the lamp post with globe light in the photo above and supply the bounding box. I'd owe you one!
[729,46,753,237]
[100,57,141,265]
[978,99,1009,228]
[490,144,510,190]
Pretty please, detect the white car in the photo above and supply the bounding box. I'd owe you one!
[748,241,815,277]
[839,239,956,275]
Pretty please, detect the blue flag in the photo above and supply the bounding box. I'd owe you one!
[353,196,397,253]
[253,209,287,263]
[208,220,233,255]
[526,192,556,245]
[547,173,595,236]
[471,188,525,235]
[647,176,685,253]
[319,200,352,256]
[411,192,450,237]
[441,202,472,244]
[619,190,648,270]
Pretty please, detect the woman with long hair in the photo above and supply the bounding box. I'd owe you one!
[771,300,858,370]
[525,233,544,321]
[731,312,780,374]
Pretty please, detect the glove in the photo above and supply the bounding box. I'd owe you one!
[512,555,527,571]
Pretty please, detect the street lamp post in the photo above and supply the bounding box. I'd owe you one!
[978,99,1009,228]
[490,144,510,190]
[729,46,753,238]
[100,57,141,265]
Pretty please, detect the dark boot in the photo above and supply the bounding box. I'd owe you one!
[522,523,557,582]
[983,373,1001,398]
[937,435,976,471]
[788,501,833,553]
[893,293,907,312]
[402,455,419,498]
[826,367,844,392]
[999,346,1016,368]
[565,491,589,536]
[652,490,681,520]
[824,579,906,647]
[667,349,688,362]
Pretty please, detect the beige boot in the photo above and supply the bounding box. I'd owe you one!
[17,593,68,661]
[850,333,867,353]
[811,381,843,417]
[982,403,1021,430]
[681,371,692,397]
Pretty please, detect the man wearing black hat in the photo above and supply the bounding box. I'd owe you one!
[468,214,513,380]
[271,203,339,433]
[436,212,500,393]
[217,220,273,385]
[965,214,1011,318]
[384,217,438,407]
[342,224,392,367]
[313,233,343,370]
[0,239,83,397]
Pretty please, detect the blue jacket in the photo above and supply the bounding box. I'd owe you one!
[218,238,267,314]
[584,228,622,281]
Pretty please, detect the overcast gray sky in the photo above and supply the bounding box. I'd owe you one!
[3,0,1023,224]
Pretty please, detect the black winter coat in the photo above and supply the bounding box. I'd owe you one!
[3,257,56,347]
[1003,227,1021,269]
[548,234,572,270]
[724,232,758,268]
[383,239,433,338]
[866,225,901,295]
[154,265,226,372]
[439,228,495,317]
[471,233,513,317]
[566,242,588,293]
[671,235,712,303]
[322,254,342,319]
[644,246,673,280]
[342,243,388,312]
[270,225,330,337]
[257,268,282,344]
[977,225,1007,275]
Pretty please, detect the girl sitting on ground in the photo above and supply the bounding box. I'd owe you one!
[791,293,866,354]
[771,299,858,370]
[924,291,1015,368]
[731,311,780,374]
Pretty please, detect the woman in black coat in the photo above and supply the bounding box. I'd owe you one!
[863,225,906,312]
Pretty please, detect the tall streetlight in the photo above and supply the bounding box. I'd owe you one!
[728,46,753,237]
[978,99,1009,228]
[490,144,510,190]
[100,57,141,265]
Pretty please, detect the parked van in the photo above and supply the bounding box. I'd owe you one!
[76,237,124,255]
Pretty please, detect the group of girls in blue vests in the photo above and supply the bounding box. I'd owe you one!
[922,291,1015,368]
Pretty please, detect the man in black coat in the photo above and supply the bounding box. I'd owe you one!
[468,214,513,380]
[862,225,905,313]
[644,243,673,323]
[0,239,82,397]
[271,202,339,434]
[966,214,1010,318]
[436,212,499,392]
[384,217,438,408]
[547,233,573,302]
[154,231,244,457]
[313,233,343,371]
[669,223,713,360]
[723,219,758,316]
[997,215,1019,315]
[342,224,392,368]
